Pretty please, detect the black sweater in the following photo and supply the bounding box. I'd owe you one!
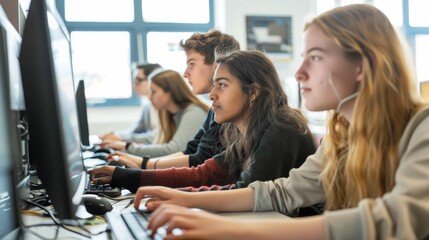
[182,109,223,167]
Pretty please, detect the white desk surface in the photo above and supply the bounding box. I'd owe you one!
[19,192,289,239]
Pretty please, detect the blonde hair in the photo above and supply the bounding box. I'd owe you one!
[151,70,209,143]
[306,4,423,210]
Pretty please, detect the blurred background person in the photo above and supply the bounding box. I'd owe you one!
[100,69,210,158]
[99,63,162,144]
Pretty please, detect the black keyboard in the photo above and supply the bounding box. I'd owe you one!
[107,210,166,240]
[85,183,121,197]
[84,174,121,197]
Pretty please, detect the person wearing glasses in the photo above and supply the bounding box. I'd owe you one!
[99,63,162,144]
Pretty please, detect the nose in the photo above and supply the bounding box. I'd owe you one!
[209,87,217,101]
[148,92,153,102]
[183,67,190,78]
[295,63,308,82]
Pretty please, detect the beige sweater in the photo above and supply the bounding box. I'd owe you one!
[250,105,429,239]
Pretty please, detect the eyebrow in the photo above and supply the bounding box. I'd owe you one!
[186,58,196,64]
[213,77,230,83]
[306,47,327,54]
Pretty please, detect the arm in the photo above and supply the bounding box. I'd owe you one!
[147,204,327,240]
[112,158,230,192]
[134,186,255,213]
[123,129,157,144]
[249,142,326,215]
[127,105,207,158]
[146,154,190,169]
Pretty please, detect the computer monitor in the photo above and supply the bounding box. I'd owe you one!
[0,9,21,237]
[0,5,28,190]
[75,79,91,148]
[19,0,85,220]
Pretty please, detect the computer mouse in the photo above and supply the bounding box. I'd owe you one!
[81,194,113,215]
[94,147,115,154]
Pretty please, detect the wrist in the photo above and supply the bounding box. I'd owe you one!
[141,155,150,169]
[125,141,132,150]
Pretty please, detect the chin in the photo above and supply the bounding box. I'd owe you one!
[213,116,224,124]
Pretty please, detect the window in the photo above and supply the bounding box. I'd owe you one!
[316,0,429,91]
[57,0,214,107]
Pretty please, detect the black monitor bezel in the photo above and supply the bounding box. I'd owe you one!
[19,0,85,220]
[75,79,91,147]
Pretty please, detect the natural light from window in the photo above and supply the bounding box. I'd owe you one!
[65,0,134,22]
[146,32,194,74]
[142,0,209,23]
[70,31,132,102]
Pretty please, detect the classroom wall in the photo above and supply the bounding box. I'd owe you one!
[214,0,316,108]
[88,0,317,135]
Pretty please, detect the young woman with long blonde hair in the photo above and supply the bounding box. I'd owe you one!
[133,4,429,239]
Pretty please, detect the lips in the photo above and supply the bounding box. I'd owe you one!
[300,87,311,94]
[211,104,220,112]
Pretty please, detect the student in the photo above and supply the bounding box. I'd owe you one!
[100,69,209,157]
[89,50,316,193]
[134,4,429,239]
[105,29,240,169]
[99,63,161,143]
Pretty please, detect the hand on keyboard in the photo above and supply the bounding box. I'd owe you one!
[87,165,116,185]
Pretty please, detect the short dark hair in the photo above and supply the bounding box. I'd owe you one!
[136,63,162,77]
[179,29,240,65]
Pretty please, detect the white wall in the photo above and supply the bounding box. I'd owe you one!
[88,0,317,135]
[215,0,316,107]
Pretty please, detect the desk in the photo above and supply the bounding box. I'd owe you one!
[18,193,289,239]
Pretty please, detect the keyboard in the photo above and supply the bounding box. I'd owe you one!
[106,209,166,240]
[84,174,121,197]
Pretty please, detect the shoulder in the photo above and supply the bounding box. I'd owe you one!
[175,104,208,123]
[263,124,312,143]
[179,103,207,116]
[400,104,429,147]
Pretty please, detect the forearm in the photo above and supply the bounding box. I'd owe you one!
[189,188,255,212]
[147,155,190,169]
[237,216,326,240]
[140,158,229,188]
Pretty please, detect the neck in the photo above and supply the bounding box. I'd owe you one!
[167,103,181,114]
[337,92,358,121]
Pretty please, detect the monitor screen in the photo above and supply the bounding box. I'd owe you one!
[75,79,91,147]
[0,7,28,184]
[19,0,85,220]
[0,8,20,235]
[0,8,25,112]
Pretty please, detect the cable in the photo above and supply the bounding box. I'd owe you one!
[22,198,97,238]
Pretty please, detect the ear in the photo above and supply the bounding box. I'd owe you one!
[355,61,363,82]
[249,84,261,102]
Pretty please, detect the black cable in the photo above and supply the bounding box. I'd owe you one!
[22,198,93,238]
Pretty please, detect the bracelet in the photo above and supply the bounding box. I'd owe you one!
[141,155,150,169]
[153,159,160,169]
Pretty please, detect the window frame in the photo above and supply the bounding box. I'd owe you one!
[55,0,214,107]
